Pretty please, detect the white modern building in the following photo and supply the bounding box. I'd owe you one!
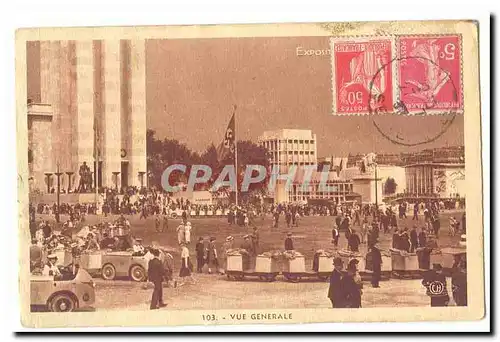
[405,163,466,198]
[258,129,318,174]
[27,40,148,193]
[258,129,318,203]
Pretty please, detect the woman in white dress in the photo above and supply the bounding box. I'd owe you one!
[184,222,192,244]
[178,243,196,285]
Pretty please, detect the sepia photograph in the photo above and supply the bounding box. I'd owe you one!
[16,19,485,328]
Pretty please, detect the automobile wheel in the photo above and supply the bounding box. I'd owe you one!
[130,265,146,282]
[101,264,116,280]
[49,294,76,312]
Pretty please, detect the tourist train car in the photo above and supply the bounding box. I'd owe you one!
[225,250,280,281]
[30,268,95,312]
[282,250,333,282]
[390,248,422,279]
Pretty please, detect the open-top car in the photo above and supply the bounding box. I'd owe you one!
[30,267,95,312]
[100,251,150,281]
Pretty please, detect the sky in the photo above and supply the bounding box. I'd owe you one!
[28,36,464,157]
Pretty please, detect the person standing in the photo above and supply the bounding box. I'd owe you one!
[195,237,205,273]
[221,236,234,273]
[184,222,192,245]
[273,210,279,228]
[347,229,361,252]
[327,257,345,308]
[240,235,254,270]
[342,259,363,308]
[410,225,419,252]
[162,213,169,231]
[176,221,186,245]
[369,244,382,288]
[360,217,369,244]
[392,229,400,249]
[285,210,292,228]
[155,215,161,232]
[251,227,260,255]
[206,237,218,274]
[452,259,467,306]
[179,243,196,285]
[418,227,427,248]
[422,264,449,307]
[332,225,340,248]
[148,248,166,310]
[413,202,419,221]
[284,232,294,251]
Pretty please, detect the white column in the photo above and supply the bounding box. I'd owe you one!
[40,41,61,171]
[102,40,122,188]
[128,39,147,188]
[75,41,95,182]
[59,41,75,173]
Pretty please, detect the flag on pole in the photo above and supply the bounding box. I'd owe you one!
[216,108,236,161]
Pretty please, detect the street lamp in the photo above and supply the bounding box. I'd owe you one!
[374,162,378,208]
[44,173,53,193]
[66,171,74,193]
[54,163,63,223]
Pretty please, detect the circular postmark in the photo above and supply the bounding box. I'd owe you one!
[368,56,459,147]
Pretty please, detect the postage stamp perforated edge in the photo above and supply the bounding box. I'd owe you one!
[330,35,396,116]
[394,33,464,116]
[330,34,465,116]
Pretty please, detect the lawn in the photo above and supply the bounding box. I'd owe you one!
[34,210,464,268]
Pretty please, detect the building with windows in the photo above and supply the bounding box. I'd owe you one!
[258,129,318,203]
[27,40,147,194]
[288,169,354,203]
[258,129,317,174]
[405,163,465,198]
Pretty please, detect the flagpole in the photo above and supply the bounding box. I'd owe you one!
[94,119,99,206]
[234,105,239,207]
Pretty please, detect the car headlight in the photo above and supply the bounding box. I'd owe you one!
[82,293,90,302]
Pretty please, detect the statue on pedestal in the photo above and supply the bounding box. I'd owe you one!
[358,152,377,174]
[77,162,92,193]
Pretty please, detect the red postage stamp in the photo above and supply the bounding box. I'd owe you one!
[332,39,393,115]
[398,35,463,113]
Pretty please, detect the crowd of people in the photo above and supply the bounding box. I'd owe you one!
[29,186,468,309]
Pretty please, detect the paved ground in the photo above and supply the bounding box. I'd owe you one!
[34,210,464,311]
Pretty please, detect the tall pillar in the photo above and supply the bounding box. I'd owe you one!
[102,40,122,188]
[59,41,75,172]
[40,41,61,171]
[128,39,147,188]
[75,41,95,187]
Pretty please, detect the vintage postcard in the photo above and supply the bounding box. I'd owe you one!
[16,20,484,328]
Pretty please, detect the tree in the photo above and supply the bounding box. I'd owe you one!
[147,129,201,188]
[384,177,397,195]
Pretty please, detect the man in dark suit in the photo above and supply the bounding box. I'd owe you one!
[409,225,419,252]
[148,248,167,310]
[284,232,294,251]
[195,237,206,273]
[348,230,361,252]
[327,257,344,308]
[369,243,382,288]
